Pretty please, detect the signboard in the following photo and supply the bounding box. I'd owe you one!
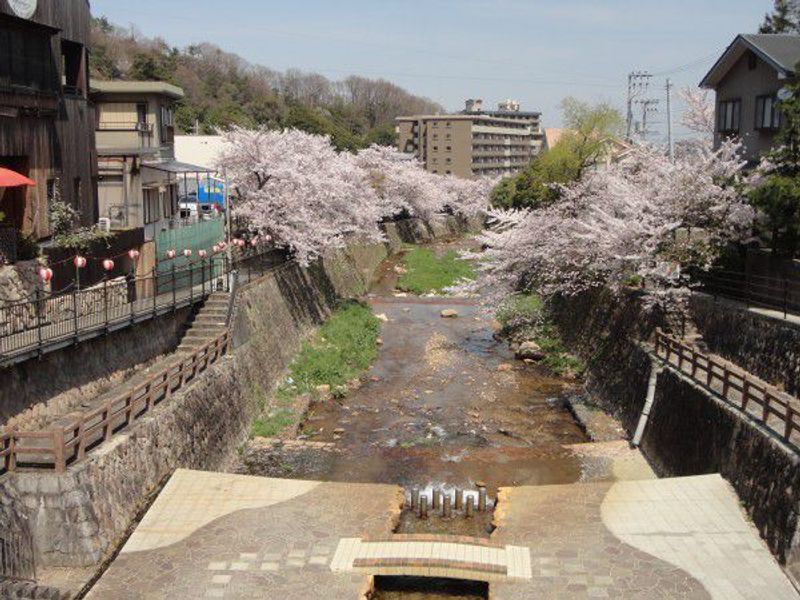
[7,0,37,19]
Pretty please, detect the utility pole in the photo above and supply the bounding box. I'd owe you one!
[665,78,674,160]
[626,71,652,141]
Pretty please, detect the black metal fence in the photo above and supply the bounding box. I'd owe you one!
[0,249,290,365]
[699,269,800,318]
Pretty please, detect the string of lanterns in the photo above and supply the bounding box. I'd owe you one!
[38,235,270,283]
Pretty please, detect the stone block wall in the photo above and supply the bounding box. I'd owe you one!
[691,294,800,396]
[0,307,191,425]
[549,289,800,580]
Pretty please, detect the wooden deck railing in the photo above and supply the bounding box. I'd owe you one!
[654,329,800,446]
[1,330,230,474]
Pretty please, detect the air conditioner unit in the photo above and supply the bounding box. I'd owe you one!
[98,218,111,232]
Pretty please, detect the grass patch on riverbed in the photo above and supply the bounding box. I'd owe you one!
[250,301,381,437]
[497,293,585,378]
[397,247,475,294]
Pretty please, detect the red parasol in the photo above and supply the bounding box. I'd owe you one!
[0,167,35,187]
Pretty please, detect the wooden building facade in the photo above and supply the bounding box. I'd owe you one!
[0,0,97,241]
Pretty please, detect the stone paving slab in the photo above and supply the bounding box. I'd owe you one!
[86,469,798,599]
[86,469,402,600]
[492,474,799,600]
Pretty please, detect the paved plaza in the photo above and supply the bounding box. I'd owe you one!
[85,466,798,599]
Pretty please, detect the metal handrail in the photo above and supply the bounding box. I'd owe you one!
[654,329,800,447]
[0,250,285,365]
[699,269,800,318]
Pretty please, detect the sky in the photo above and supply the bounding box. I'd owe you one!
[90,0,771,141]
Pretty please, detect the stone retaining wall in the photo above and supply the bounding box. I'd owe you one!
[550,290,800,581]
[0,215,476,571]
[0,308,192,425]
[691,293,800,396]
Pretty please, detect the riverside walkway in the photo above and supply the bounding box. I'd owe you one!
[85,465,798,599]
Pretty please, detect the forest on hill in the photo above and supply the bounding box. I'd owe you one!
[89,16,443,150]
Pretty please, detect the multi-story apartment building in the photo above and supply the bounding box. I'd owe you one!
[396,110,534,179]
[464,98,544,156]
[0,0,97,243]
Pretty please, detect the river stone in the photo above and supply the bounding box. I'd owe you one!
[516,341,546,361]
[497,363,513,372]
[441,309,459,318]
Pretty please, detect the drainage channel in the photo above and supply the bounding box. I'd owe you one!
[370,576,488,600]
[366,486,496,599]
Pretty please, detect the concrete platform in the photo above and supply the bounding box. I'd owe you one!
[86,469,798,599]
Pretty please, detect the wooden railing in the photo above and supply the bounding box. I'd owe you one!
[1,330,230,474]
[654,329,800,446]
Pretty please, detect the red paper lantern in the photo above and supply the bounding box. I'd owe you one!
[212,244,221,253]
[166,249,177,259]
[73,255,87,269]
[183,249,192,258]
[198,249,208,258]
[219,241,227,250]
[128,249,140,260]
[235,238,246,248]
[102,259,115,272]
[38,267,53,282]
[250,237,259,247]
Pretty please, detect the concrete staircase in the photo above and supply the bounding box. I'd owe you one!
[177,291,230,353]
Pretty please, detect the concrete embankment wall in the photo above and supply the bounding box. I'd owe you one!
[0,215,478,570]
[550,290,800,581]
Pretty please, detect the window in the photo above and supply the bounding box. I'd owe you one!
[137,103,148,126]
[446,146,452,152]
[445,134,452,140]
[73,177,82,202]
[160,105,174,143]
[0,19,56,92]
[433,145,438,151]
[755,95,781,130]
[143,188,159,224]
[61,40,86,96]
[748,52,758,70]
[432,134,438,140]
[718,99,741,133]
[446,170,452,174]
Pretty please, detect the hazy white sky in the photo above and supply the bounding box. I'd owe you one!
[91,0,771,140]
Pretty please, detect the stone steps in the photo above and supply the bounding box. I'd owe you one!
[176,293,231,353]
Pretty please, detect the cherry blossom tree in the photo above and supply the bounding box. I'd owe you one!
[353,144,492,220]
[463,139,754,311]
[217,127,384,264]
[218,130,493,264]
[679,87,715,139]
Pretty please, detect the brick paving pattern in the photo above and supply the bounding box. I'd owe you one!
[85,469,798,599]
